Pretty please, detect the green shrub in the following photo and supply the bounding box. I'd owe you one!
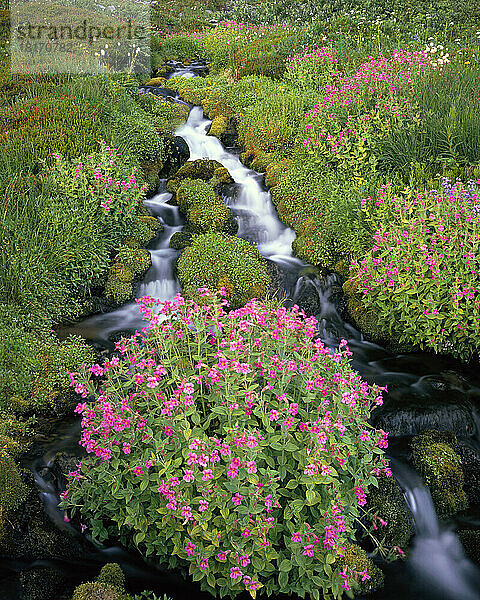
[0,304,93,414]
[0,94,103,178]
[412,430,468,517]
[177,232,270,308]
[63,291,392,600]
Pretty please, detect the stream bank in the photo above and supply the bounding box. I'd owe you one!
[4,61,480,600]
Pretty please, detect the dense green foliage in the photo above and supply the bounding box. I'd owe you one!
[159,8,480,359]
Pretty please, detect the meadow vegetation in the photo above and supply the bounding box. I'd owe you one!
[157,2,480,360]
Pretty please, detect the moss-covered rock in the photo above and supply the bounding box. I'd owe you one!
[169,231,193,250]
[131,216,163,247]
[177,178,233,233]
[96,563,126,590]
[20,566,66,600]
[213,166,234,185]
[115,247,152,277]
[177,232,271,309]
[72,582,125,600]
[367,474,413,549]
[412,430,468,517]
[342,277,387,344]
[104,264,135,304]
[145,77,167,86]
[207,115,229,139]
[0,451,26,525]
[250,151,275,173]
[458,529,480,564]
[338,543,385,594]
[166,159,229,194]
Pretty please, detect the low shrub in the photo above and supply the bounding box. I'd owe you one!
[177,233,270,308]
[63,291,391,600]
[0,304,93,414]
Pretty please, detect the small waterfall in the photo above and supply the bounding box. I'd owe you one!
[176,107,299,262]
[393,461,480,600]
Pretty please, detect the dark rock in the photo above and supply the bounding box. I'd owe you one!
[373,401,477,439]
[20,566,67,600]
[0,470,89,563]
[457,442,480,507]
[159,135,190,178]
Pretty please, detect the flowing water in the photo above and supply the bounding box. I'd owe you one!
[16,62,480,599]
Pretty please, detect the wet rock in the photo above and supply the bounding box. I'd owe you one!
[0,470,89,563]
[292,276,321,315]
[412,430,468,517]
[20,566,67,600]
[374,402,477,439]
[456,442,480,507]
[159,135,190,178]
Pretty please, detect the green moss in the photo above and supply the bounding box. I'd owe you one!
[250,151,274,173]
[104,264,135,304]
[213,166,234,184]
[131,216,162,247]
[338,543,384,594]
[0,450,26,536]
[169,231,193,250]
[145,77,167,86]
[96,563,126,590]
[166,159,228,194]
[207,115,230,139]
[177,178,232,233]
[342,278,386,343]
[116,247,151,277]
[367,474,413,549]
[177,232,271,309]
[458,530,480,564]
[72,582,125,600]
[412,430,468,517]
